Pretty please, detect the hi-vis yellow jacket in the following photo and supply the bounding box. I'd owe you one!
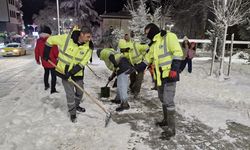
[100,48,123,71]
[46,33,92,77]
[144,31,183,86]
[119,39,148,66]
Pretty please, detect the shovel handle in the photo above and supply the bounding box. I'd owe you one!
[105,80,110,87]
[48,60,109,114]
[86,65,101,79]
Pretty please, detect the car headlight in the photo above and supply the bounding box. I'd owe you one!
[13,49,19,53]
[1,49,5,53]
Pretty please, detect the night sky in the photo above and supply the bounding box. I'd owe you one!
[21,0,126,25]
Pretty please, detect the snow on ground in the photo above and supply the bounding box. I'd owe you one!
[0,54,131,150]
[0,51,250,149]
[176,56,250,131]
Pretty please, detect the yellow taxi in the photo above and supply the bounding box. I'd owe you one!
[1,43,26,56]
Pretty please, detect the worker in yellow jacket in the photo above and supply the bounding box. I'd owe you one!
[43,26,93,123]
[118,33,148,98]
[97,42,136,111]
[134,23,183,139]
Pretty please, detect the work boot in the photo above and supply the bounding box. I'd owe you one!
[156,106,168,127]
[70,114,77,123]
[76,106,86,113]
[44,86,50,90]
[50,89,59,94]
[110,99,121,104]
[110,96,121,104]
[115,101,130,112]
[161,110,176,139]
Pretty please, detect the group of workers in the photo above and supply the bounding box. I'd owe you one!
[35,23,184,139]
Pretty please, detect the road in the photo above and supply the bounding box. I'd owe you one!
[0,52,37,98]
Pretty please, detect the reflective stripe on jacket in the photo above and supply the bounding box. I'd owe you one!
[46,34,92,76]
[122,40,148,65]
[144,31,183,86]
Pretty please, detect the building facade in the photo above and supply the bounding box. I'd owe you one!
[100,12,132,35]
[0,0,24,34]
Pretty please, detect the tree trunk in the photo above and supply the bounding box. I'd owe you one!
[219,24,228,80]
[227,34,234,76]
[210,37,218,76]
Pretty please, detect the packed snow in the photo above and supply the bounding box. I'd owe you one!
[0,50,249,149]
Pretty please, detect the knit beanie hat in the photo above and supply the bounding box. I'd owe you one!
[39,25,52,35]
[144,23,160,40]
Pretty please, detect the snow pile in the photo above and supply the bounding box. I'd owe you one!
[232,51,249,60]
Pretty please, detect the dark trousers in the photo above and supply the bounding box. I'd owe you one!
[180,58,192,73]
[129,71,144,94]
[44,68,57,91]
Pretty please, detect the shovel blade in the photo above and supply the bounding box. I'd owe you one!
[105,112,112,127]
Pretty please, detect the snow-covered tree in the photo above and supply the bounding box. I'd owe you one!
[33,1,67,34]
[60,0,100,27]
[111,29,125,50]
[60,0,101,43]
[100,28,124,50]
[126,0,161,42]
[147,0,174,29]
[211,0,250,78]
[238,16,250,40]
[206,19,224,58]
[126,0,151,41]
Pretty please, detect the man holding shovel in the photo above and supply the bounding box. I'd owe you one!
[43,26,93,123]
[97,43,135,112]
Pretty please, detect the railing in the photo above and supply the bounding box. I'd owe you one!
[178,39,250,45]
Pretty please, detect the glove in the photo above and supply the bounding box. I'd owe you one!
[108,72,116,81]
[69,64,82,76]
[134,62,147,72]
[169,70,177,78]
[64,71,72,80]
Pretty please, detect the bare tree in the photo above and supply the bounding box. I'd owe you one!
[211,0,250,79]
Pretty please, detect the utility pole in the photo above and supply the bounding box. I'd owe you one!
[104,0,107,14]
[56,0,60,34]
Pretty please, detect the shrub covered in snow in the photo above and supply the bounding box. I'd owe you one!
[232,51,249,60]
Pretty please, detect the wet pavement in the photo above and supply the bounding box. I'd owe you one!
[111,96,250,150]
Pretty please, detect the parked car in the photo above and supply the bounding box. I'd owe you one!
[0,43,4,49]
[0,43,26,56]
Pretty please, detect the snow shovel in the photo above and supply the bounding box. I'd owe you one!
[48,60,111,127]
[101,80,110,98]
[86,64,101,79]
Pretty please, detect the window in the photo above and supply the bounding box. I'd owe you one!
[8,0,15,5]
[9,10,16,18]
[7,44,19,48]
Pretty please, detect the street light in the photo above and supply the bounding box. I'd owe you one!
[27,24,37,32]
[104,0,107,14]
[56,0,60,35]
[53,18,73,34]
[166,24,174,31]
